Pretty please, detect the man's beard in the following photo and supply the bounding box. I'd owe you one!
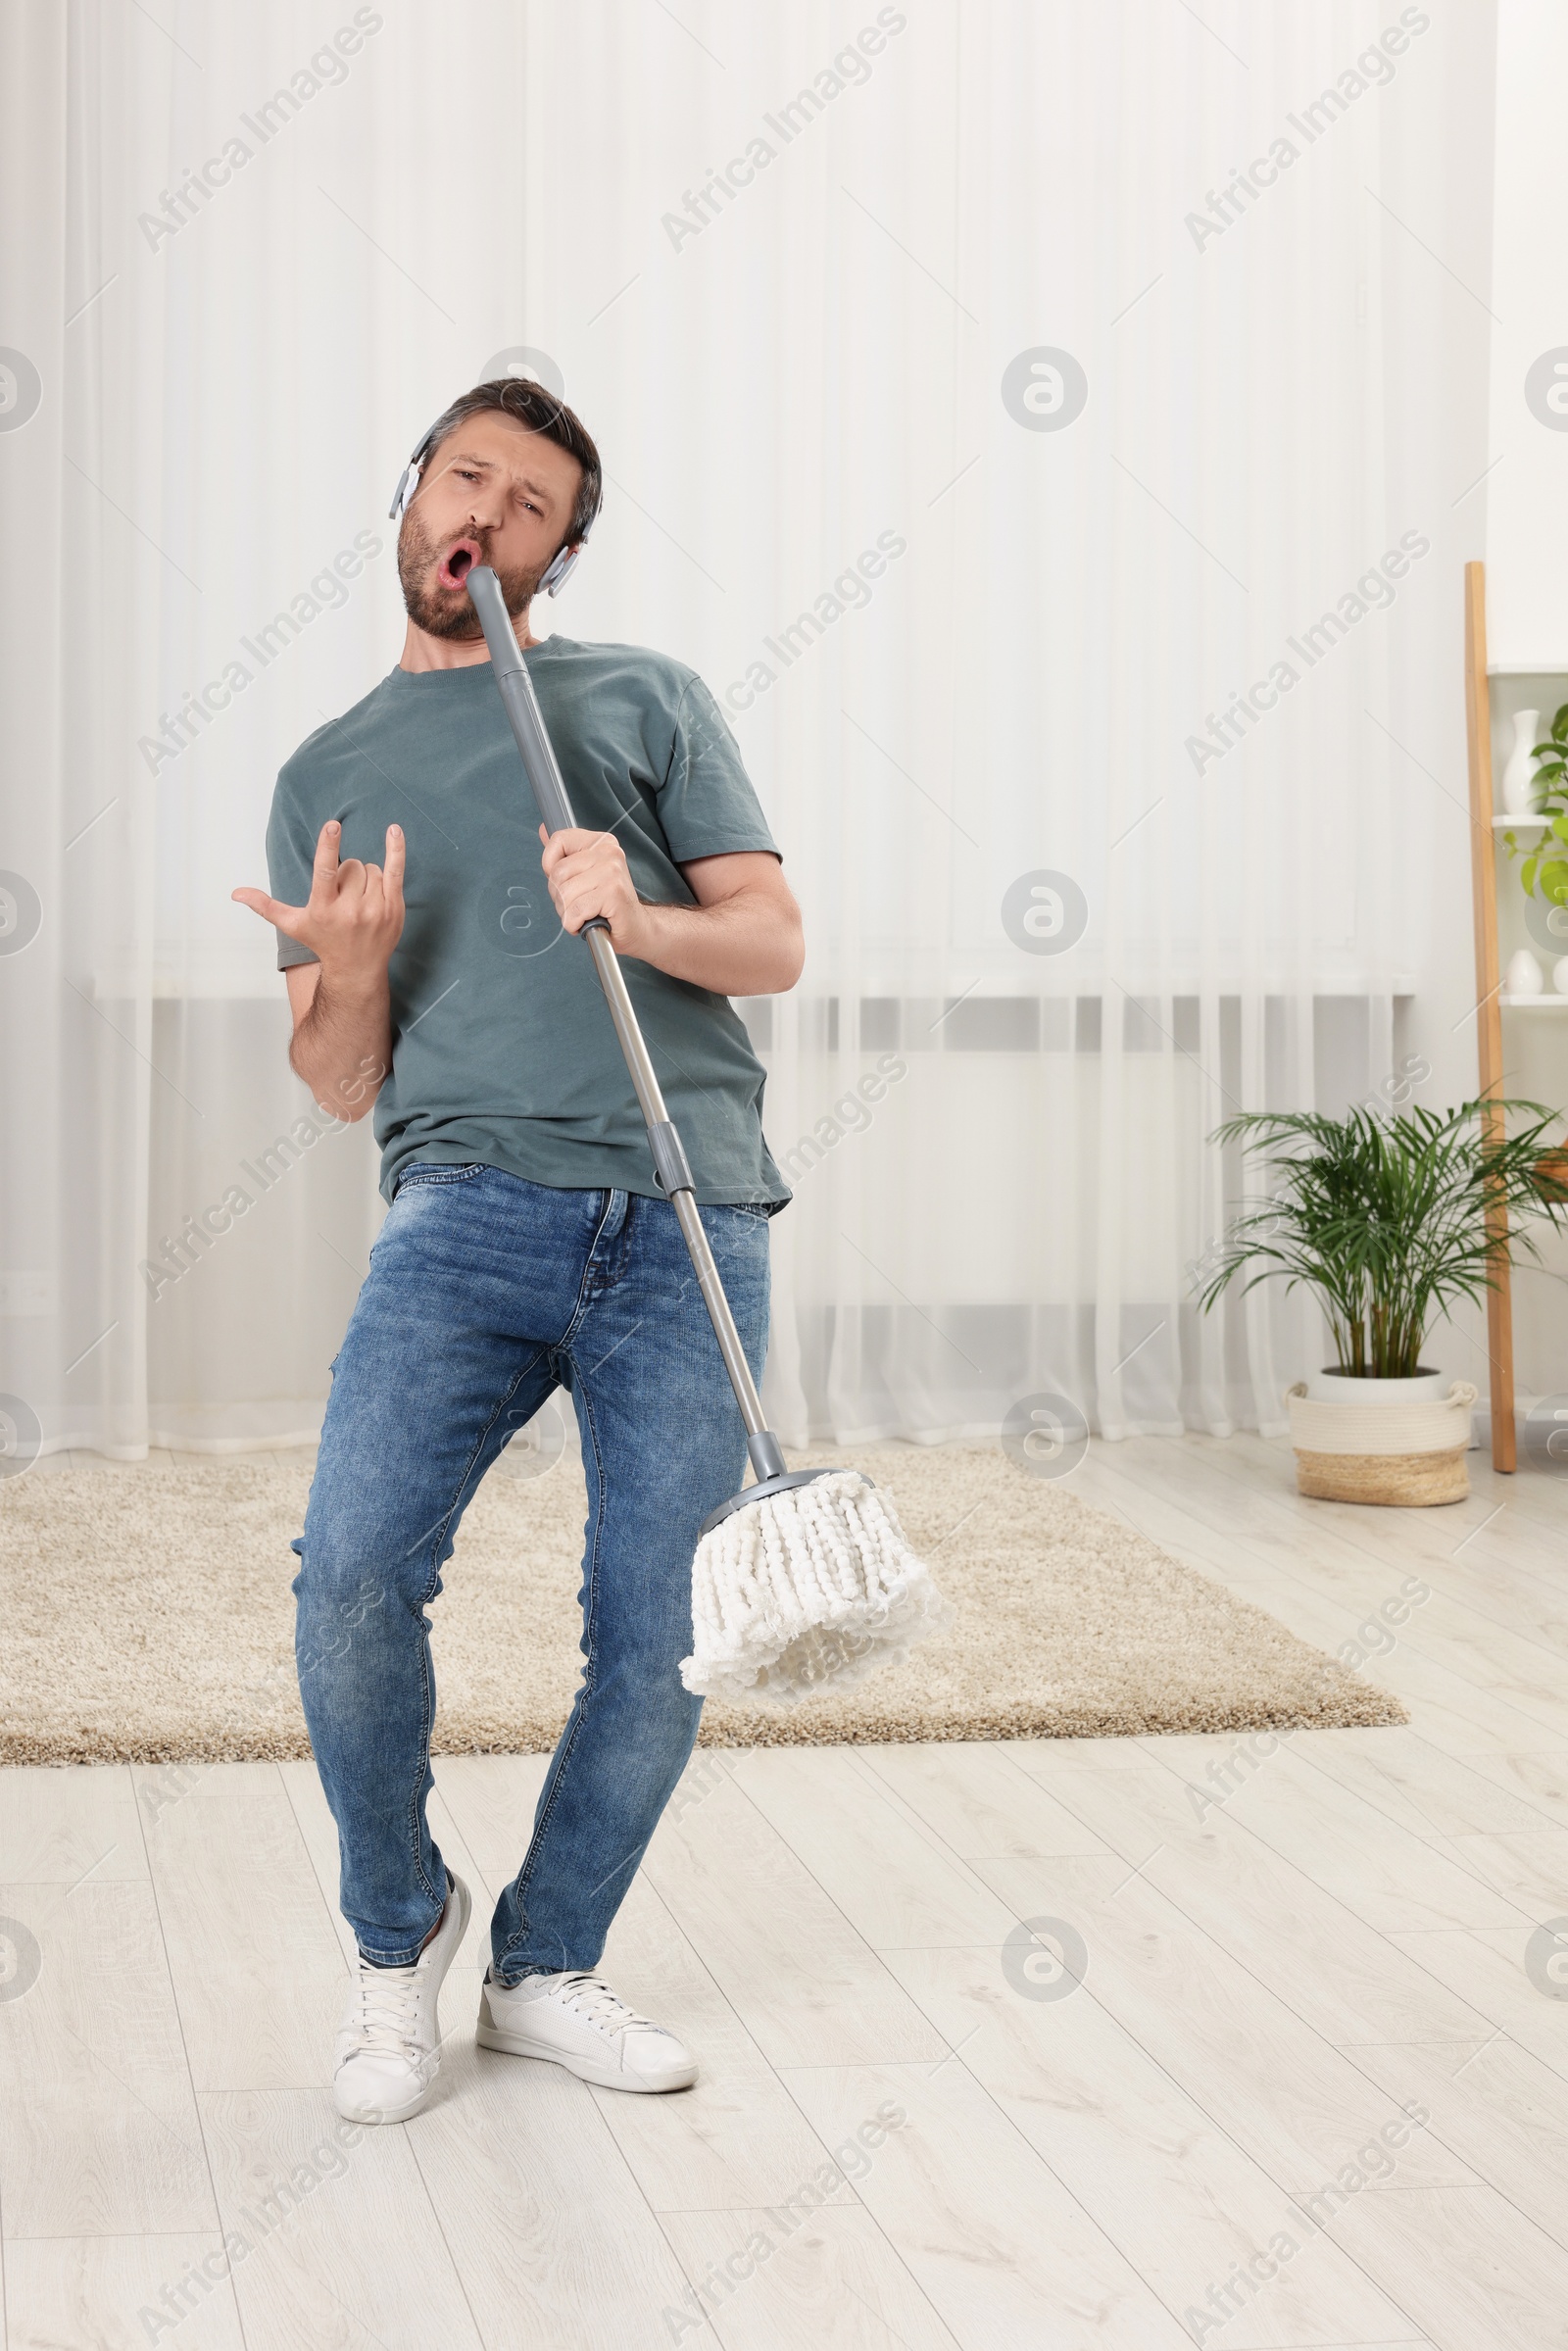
[396,510,545,640]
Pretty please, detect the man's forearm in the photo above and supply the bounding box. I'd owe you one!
[290,967,393,1121]
[621,888,803,996]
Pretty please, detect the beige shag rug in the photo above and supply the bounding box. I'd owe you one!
[0,1445,1403,1765]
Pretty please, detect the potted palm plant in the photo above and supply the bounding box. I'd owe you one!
[1193,1098,1568,1504]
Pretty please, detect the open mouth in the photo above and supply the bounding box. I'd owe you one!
[436,536,482,592]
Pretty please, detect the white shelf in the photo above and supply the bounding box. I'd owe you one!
[1500,994,1568,1007]
[1493,812,1551,828]
[1488,661,1568,676]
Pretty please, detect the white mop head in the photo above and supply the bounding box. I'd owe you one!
[680,1470,952,1706]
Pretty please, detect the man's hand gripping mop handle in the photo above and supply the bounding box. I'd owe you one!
[466,564,790,1491]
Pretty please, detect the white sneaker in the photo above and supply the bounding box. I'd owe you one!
[333,1870,471,2125]
[476,1967,697,2092]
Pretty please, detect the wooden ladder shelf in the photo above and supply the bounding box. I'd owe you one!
[1462,558,1516,1472]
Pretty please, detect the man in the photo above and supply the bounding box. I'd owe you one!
[233,376,801,2124]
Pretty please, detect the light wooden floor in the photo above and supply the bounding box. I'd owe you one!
[4,1433,1568,2350]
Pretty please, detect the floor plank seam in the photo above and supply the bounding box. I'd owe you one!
[127,1761,248,2345]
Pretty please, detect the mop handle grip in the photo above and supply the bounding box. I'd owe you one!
[466,565,779,1462]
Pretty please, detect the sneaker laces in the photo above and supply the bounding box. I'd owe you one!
[346,1958,423,2056]
[542,1970,656,2036]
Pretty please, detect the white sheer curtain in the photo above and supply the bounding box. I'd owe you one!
[1,0,1494,1460]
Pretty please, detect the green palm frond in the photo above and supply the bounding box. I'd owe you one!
[1192,1099,1568,1379]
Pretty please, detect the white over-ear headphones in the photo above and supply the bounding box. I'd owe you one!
[388,408,595,597]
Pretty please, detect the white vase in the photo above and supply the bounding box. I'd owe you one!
[1501,710,1540,814]
[1555,955,1568,997]
[1506,947,1544,997]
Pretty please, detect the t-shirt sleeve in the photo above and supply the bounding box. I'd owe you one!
[265,771,321,970]
[657,673,779,864]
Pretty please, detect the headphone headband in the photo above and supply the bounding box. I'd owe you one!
[387,401,596,597]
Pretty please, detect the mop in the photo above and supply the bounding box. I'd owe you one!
[466,565,951,1704]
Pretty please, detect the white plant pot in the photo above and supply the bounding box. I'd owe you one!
[1285,1376,1478,1506]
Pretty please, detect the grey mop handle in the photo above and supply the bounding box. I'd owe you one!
[466,564,786,1483]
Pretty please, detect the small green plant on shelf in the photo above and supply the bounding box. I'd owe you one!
[1192,1100,1568,1380]
[1502,700,1568,926]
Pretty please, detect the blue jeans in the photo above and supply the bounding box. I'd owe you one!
[290,1163,770,1980]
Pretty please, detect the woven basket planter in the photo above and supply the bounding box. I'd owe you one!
[1284,1380,1479,1506]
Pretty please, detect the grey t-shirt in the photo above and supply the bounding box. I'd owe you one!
[265,639,791,1208]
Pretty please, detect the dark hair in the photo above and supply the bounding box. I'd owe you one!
[418,377,602,553]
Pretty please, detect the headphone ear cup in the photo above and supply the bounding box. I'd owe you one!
[542,544,582,598]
